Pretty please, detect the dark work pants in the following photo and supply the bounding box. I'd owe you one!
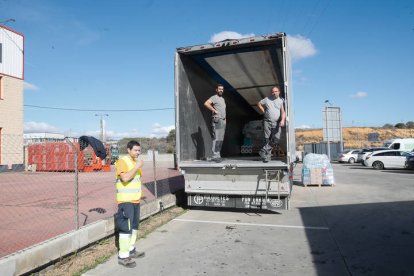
[116,202,140,234]
[212,117,226,158]
[260,120,281,158]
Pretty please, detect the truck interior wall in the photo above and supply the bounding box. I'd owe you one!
[178,55,259,161]
[177,55,213,161]
[177,44,290,163]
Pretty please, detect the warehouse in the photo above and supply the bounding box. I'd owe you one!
[0,24,24,167]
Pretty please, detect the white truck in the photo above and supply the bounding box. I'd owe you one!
[174,33,296,210]
[384,138,414,151]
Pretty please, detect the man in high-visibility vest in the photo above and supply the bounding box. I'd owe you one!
[115,140,145,268]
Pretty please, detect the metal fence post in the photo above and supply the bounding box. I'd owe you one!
[66,138,79,229]
[152,149,157,199]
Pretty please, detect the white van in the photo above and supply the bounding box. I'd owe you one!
[384,138,414,151]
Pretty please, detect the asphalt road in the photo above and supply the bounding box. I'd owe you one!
[86,163,414,276]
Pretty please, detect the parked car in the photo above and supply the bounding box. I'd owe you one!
[405,150,414,170]
[357,147,389,165]
[337,149,361,163]
[364,150,411,169]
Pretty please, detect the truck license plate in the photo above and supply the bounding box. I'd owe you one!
[188,194,286,210]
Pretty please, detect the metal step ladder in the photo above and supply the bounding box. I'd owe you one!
[264,169,282,208]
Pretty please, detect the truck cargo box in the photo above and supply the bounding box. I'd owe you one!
[175,33,295,210]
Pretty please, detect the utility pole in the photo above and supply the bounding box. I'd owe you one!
[324,100,331,160]
[95,114,109,142]
[325,106,331,160]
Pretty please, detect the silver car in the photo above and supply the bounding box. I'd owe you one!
[338,149,361,163]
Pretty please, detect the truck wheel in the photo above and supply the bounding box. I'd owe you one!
[373,161,384,170]
[348,158,355,164]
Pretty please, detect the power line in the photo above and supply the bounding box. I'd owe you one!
[304,0,331,37]
[24,104,174,112]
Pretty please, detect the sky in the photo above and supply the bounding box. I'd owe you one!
[1,0,413,139]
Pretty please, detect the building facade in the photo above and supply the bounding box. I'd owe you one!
[0,25,24,165]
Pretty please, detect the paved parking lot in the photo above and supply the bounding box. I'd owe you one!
[87,163,414,276]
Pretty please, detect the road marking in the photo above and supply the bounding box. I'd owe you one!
[173,218,329,230]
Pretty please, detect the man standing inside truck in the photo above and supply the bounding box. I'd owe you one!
[115,140,145,268]
[257,85,286,162]
[204,84,226,162]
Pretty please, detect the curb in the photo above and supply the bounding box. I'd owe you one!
[0,193,178,276]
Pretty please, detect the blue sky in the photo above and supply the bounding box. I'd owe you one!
[1,0,413,138]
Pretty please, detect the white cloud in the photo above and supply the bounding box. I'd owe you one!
[296,125,312,129]
[287,35,317,62]
[209,31,255,43]
[24,81,39,91]
[24,121,61,133]
[150,123,175,138]
[350,91,368,99]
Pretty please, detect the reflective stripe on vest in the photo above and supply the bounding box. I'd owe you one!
[116,156,142,203]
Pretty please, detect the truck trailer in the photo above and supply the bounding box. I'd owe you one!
[175,32,295,210]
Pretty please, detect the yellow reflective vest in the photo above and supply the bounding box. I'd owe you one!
[116,156,142,203]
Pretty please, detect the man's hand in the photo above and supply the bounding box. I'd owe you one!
[280,121,285,127]
[136,160,144,168]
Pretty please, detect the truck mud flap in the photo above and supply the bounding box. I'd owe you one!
[187,194,288,210]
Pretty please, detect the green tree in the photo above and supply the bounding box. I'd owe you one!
[406,121,414,129]
[382,123,394,129]
[395,123,406,129]
[166,129,176,153]
[166,129,176,143]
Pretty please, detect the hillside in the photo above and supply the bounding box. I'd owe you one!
[296,127,414,150]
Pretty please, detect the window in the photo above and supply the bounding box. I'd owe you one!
[391,143,400,149]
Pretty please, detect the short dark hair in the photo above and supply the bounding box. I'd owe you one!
[272,85,281,91]
[127,140,140,150]
[216,83,224,89]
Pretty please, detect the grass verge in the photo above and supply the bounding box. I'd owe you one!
[39,206,186,276]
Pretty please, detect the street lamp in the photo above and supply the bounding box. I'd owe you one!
[95,114,109,142]
[324,102,331,160]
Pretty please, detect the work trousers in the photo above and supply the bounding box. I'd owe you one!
[212,117,226,159]
[117,202,140,234]
[260,120,281,158]
[117,202,140,258]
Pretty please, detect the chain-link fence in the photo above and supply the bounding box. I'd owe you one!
[0,134,182,259]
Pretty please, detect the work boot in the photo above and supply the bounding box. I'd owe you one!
[259,150,267,162]
[129,248,145,258]
[118,257,136,268]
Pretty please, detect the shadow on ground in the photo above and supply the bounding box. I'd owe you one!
[300,200,414,275]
